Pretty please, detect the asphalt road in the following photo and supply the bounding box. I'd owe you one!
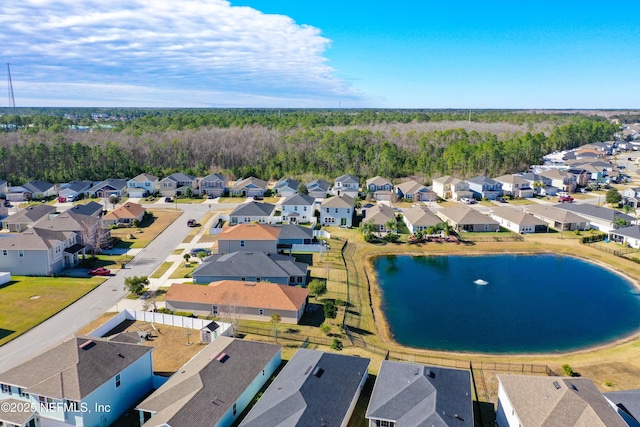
[0,201,232,372]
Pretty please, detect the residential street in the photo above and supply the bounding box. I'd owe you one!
[0,201,232,372]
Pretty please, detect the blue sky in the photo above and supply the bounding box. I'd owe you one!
[1,0,639,108]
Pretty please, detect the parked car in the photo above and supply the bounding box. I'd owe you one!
[558,195,574,203]
[164,197,173,203]
[57,196,67,203]
[187,219,198,227]
[190,248,211,257]
[253,195,264,200]
[88,267,111,276]
[460,198,476,204]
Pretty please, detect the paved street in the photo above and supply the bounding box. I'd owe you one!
[0,201,232,372]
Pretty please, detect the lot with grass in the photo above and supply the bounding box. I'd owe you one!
[0,276,105,346]
[150,262,173,279]
[110,209,182,248]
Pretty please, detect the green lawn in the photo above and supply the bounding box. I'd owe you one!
[150,262,174,279]
[217,197,246,204]
[0,276,105,346]
[169,263,198,279]
[175,197,207,204]
[506,198,537,205]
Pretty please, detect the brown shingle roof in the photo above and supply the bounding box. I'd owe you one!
[103,202,146,220]
[166,280,308,311]
[218,224,280,240]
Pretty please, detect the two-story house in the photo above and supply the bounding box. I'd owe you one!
[432,176,473,201]
[539,169,577,193]
[394,180,436,202]
[466,175,503,200]
[4,205,57,233]
[280,194,315,224]
[199,173,228,198]
[331,174,360,198]
[231,177,268,198]
[519,172,556,196]
[623,187,640,208]
[494,175,534,198]
[159,173,198,197]
[320,195,354,227]
[127,173,160,198]
[0,335,154,427]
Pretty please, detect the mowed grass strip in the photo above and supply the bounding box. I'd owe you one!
[150,262,174,279]
[110,209,182,248]
[0,276,105,346]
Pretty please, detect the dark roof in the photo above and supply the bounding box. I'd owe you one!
[88,178,128,193]
[23,180,55,193]
[192,251,308,280]
[3,204,56,224]
[137,337,280,427]
[162,173,195,182]
[274,177,300,191]
[61,180,93,193]
[610,225,640,240]
[230,201,277,217]
[604,389,640,423]
[366,361,473,427]
[554,203,636,223]
[275,224,314,241]
[240,348,370,427]
[334,174,359,185]
[306,179,331,192]
[466,175,501,186]
[65,201,104,216]
[280,194,315,206]
[0,336,152,401]
[201,173,226,182]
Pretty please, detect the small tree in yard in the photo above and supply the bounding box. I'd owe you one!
[124,275,149,295]
[331,338,343,351]
[324,300,337,319]
[297,183,309,195]
[308,279,327,299]
[605,188,622,206]
[183,253,191,264]
[562,364,574,377]
[197,251,208,262]
[184,187,193,199]
[320,323,331,336]
[271,313,281,342]
[108,195,121,209]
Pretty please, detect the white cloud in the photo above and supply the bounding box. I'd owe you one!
[0,0,367,106]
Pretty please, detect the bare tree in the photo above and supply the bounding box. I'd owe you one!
[220,291,243,337]
[82,220,111,256]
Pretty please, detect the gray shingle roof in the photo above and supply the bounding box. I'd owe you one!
[3,204,56,225]
[65,201,104,217]
[192,251,308,280]
[61,180,93,193]
[130,173,159,183]
[491,207,548,227]
[273,178,300,192]
[230,201,277,217]
[23,180,55,194]
[403,205,442,228]
[33,211,100,235]
[275,224,314,241]
[232,177,268,190]
[138,337,280,427]
[201,173,225,182]
[334,174,359,185]
[306,179,330,192]
[280,194,315,206]
[321,194,354,208]
[366,361,473,427]
[467,175,500,186]
[523,205,589,224]
[604,389,640,424]
[438,205,499,226]
[163,173,195,183]
[610,225,640,240]
[240,348,370,427]
[554,203,636,223]
[0,336,152,401]
[0,227,74,250]
[88,178,129,193]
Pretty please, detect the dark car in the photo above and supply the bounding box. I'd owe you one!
[164,197,173,203]
[253,195,264,200]
[187,219,198,227]
[190,248,211,257]
[88,267,111,276]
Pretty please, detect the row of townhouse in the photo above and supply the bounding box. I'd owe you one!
[3,331,634,427]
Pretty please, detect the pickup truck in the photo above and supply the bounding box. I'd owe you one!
[558,195,574,203]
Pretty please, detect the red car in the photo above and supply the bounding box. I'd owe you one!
[88,267,111,276]
[558,195,574,203]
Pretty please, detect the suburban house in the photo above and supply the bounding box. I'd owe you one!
[609,225,640,249]
[539,169,578,193]
[58,180,93,202]
[496,374,627,427]
[272,177,300,197]
[362,204,397,233]
[102,202,146,227]
[280,194,315,224]
[490,207,549,234]
[230,177,269,198]
[365,176,393,200]
[432,176,472,201]
[402,205,443,234]
[86,178,129,199]
[494,175,534,198]
[518,172,556,196]
[320,195,354,227]
[554,203,637,232]
[229,201,277,225]
[366,361,473,427]
[394,180,437,202]
[240,349,370,427]
[5,180,56,202]
[0,228,83,275]
[565,167,591,187]
[3,204,57,232]
[0,335,154,427]
[604,390,640,427]
[466,175,503,200]
[127,173,160,198]
[199,173,228,198]
[216,224,279,255]
[275,224,317,249]
[137,337,281,427]
[165,280,309,324]
[33,211,108,252]
[623,187,640,208]
[192,251,308,286]
[305,179,331,199]
[65,201,104,217]
[437,205,500,232]
[523,205,590,231]
[159,173,198,197]
[331,174,360,198]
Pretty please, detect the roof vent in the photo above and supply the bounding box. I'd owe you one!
[426,369,436,378]
[79,340,94,349]
[304,365,313,375]
[553,381,561,390]
[569,383,578,391]
[311,367,324,378]
[217,352,228,363]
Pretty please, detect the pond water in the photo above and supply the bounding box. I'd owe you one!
[374,254,640,353]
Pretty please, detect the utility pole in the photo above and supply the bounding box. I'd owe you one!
[7,64,16,115]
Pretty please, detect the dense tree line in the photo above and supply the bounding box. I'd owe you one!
[0,111,617,185]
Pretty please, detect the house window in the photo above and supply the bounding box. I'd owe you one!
[1,383,11,394]
[18,250,24,258]
[233,403,237,416]
[19,388,28,398]
[326,208,330,213]
[256,277,261,282]
[163,182,172,188]
[115,374,121,388]
[347,208,351,213]
[294,206,298,211]
[262,369,265,376]
[2,250,6,256]
[289,276,295,283]
[212,305,218,315]
[240,240,245,248]
[241,277,246,281]
[303,206,307,211]
[335,208,338,213]
[258,309,264,315]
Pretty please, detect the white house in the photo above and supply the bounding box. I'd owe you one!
[305,179,331,199]
[331,174,360,198]
[272,177,300,198]
[229,202,277,225]
[127,173,160,198]
[320,195,354,227]
[494,175,534,198]
[490,207,548,234]
[280,194,315,224]
[466,175,503,200]
[0,336,154,427]
[609,225,640,249]
[199,173,228,198]
[231,177,268,198]
[402,205,442,234]
[432,176,472,201]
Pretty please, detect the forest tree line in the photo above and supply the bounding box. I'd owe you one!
[0,111,619,185]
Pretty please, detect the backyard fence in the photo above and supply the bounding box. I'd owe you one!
[234,324,338,347]
[459,233,524,243]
